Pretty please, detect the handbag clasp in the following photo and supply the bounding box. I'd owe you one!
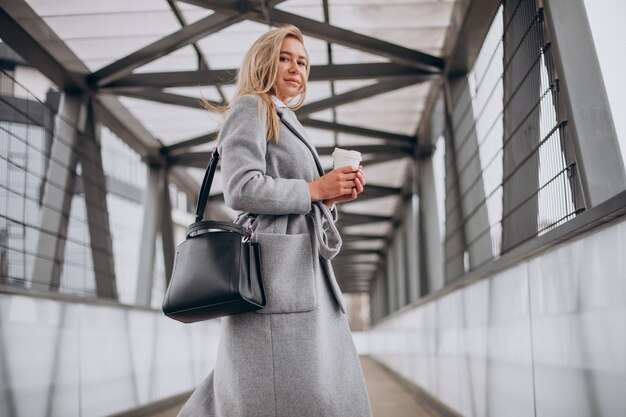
[242,215,255,243]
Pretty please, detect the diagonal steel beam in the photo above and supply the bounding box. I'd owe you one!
[102,63,437,90]
[300,119,417,146]
[173,145,410,167]
[103,69,238,90]
[0,2,87,91]
[88,13,241,87]
[168,152,212,168]
[0,0,200,199]
[337,212,391,224]
[89,0,287,87]
[166,0,228,104]
[296,77,425,118]
[163,133,218,153]
[341,234,387,242]
[183,0,444,72]
[113,90,215,109]
[347,184,403,202]
[336,249,383,256]
[316,144,413,157]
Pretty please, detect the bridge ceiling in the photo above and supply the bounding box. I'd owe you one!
[11,0,462,293]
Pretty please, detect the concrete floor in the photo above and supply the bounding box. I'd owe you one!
[143,357,438,417]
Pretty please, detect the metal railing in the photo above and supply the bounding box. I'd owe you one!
[0,69,147,298]
[445,0,585,279]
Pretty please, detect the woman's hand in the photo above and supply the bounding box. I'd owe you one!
[321,166,366,207]
[308,165,358,201]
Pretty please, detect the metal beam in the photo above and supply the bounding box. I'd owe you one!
[184,0,444,72]
[300,119,417,146]
[103,63,436,90]
[135,167,161,307]
[161,170,176,284]
[335,249,383,257]
[88,13,240,87]
[93,96,160,159]
[90,0,288,87]
[543,0,626,207]
[169,147,409,168]
[316,144,413,157]
[445,0,502,76]
[0,1,87,91]
[337,212,392,225]
[31,93,84,291]
[168,152,212,168]
[113,90,213,109]
[341,234,387,242]
[348,184,402,201]
[80,100,118,299]
[296,78,426,118]
[163,133,218,154]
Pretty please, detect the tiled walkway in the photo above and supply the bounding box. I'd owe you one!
[126,357,446,417]
[360,356,441,417]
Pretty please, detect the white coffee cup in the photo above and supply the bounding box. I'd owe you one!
[332,148,362,170]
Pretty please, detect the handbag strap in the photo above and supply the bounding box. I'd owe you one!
[195,150,219,222]
[277,110,324,177]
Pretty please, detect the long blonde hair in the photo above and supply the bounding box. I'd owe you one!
[206,25,310,143]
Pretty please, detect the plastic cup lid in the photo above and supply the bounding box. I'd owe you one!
[332,147,362,160]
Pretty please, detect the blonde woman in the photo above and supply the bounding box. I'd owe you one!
[179,25,372,416]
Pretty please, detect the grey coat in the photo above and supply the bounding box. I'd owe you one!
[179,95,372,417]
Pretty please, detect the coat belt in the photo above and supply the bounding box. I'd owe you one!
[309,201,342,260]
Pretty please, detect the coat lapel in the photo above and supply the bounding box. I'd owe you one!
[277,108,324,177]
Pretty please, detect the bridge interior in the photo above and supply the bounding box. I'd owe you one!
[0,0,625,416]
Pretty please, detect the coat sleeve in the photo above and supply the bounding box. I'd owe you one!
[217,95,312,215]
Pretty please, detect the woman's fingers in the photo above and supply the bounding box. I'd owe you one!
[355,177,364,193]
[357,167,366,185]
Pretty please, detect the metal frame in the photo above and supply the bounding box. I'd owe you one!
[102,63,436,90]
[30,92,84,292]
[542,0,626,207]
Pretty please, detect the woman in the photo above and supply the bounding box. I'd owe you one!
[179,25,372,417]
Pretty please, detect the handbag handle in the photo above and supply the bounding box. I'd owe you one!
[195,150,220,222]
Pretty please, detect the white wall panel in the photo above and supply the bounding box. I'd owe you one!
[367,216,626,417]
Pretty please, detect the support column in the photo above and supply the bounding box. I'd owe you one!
[135,167,161,306]
[543,0,626,206]
[385,245,397,314]
[161,169,175,285]
[80,100,117,299]
[32,93,85,291]
[404,194,420,303]
[443,80,469,282]
[135,165,175,306]
[418,156,445,293]
[394,226,407,308]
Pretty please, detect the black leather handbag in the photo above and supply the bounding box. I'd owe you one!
[162,151,266,323]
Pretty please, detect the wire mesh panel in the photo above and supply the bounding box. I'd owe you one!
[0,70,94,294]
[444,0,585,279]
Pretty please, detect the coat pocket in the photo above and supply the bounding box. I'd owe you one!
[255,232,317,314]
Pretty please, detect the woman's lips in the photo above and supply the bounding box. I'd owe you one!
[286,79,300,86]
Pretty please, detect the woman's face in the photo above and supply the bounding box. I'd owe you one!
[273,36,308,103]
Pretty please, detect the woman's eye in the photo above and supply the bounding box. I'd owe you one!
[280,56,289,62]
[298,61,306,66]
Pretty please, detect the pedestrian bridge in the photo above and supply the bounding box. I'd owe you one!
[1,0,625,416]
